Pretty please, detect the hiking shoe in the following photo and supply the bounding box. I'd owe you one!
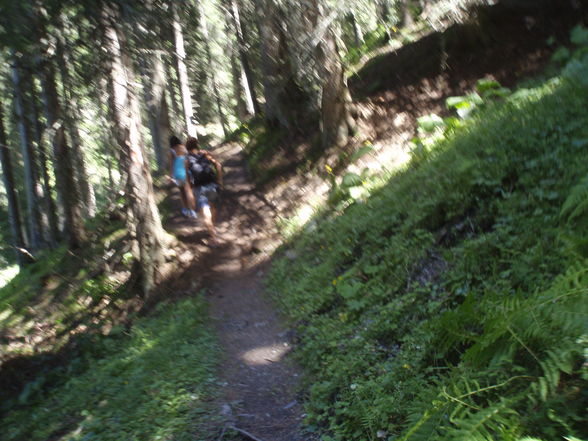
[188,210,198,219]
[181,208,189,217]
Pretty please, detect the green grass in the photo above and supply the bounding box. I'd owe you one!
[0,200,223,441]
[0,295,221,441]
[267,37,588,441]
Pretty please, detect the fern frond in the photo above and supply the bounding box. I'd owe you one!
[561,173,588,224]
[448,400,518,441]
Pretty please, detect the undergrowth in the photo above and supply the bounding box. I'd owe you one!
[267,28,588,441]
[0,296,220,441]
[0,194,222,441]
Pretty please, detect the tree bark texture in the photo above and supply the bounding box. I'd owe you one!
[55,28,97,218]
[103,4,169,296]
[165,58,183,136]
[0,102,31,266]
[39,55,87,248]
[376,0,392,23]
[348,12,364,47]
[226,26,251,119]
[227,0,260,115]
[198,0,229,137]
[11,54,45,249]
[172,4,198,138]
[255,0,306,130]
[309,1,355,148]
[143,51,171,175]
[30,79,59,247]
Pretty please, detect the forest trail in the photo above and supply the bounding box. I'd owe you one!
[164,142,306,441]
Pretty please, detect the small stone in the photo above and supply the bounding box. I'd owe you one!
[285,250,297,260]
[283,400,297,410]
[221,404,232,416]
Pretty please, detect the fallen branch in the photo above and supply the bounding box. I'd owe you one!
[228,425,268,441]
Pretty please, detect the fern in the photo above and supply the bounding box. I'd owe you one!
[401,260,588,441]
[560,173,588,224]
[448,400,518,441]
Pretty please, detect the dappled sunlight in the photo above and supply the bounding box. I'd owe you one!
[0,264,19,289]
[240,341,291,366]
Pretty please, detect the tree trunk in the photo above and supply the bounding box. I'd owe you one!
[97,77,121,206]
[142,51,170,175]
[11,53,45,250]
[0,102,32,266]
[311,2,355,148]
[198,1,229,137]
[41,60,86,248]
[38,54,87,248]
[399,0,414,27]
[30,79,59,247]
[254,0,305,130]
[376,0,391,23]
[348,12,364,47]
[227,0,261,115]
[172,4,197,138]
[55,28,96,218]
[165,58,183,136]
[227,28,250,119]
[103,3,169,296]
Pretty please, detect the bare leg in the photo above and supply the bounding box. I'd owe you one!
[183,181,196,211]
[201,204,216,237]
[178,185,188,210]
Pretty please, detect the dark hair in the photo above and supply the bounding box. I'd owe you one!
[169,135,182,147]
[186,137,200,151]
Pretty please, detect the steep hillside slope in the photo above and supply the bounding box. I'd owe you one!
[266,23,588,441]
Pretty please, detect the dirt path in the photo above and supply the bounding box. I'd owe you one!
[165,143,306,441]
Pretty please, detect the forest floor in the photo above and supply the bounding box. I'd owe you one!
[163,143,309,441]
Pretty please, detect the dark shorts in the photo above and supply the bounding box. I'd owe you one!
[194,183,219,208]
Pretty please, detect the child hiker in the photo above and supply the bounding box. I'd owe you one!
[185,137,223,242]
[168,135,197,218]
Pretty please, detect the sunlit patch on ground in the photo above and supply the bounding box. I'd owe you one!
[240,342,291,366]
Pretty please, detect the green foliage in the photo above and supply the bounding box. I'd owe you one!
[267,32,588,441]
[345,25,390,65]
[561,173,588,225]
[1,296,220,441]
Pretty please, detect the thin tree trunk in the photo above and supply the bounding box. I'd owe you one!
[165,58,183,135]
[11,53,45,250]
[142,51,170,174]
[227,0,260,115]
[348,11,363,47]
[55,26,96,218]
[227,28,250,119]
[97,77,120,206]
[103,3,169,296]
[38,52,87,248]
[172,4,197,138]
[198,1,229,137]
[0,102,32,266]
[30,79,59,246]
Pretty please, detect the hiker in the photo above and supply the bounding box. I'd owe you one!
[168,135,197,218]
[185,137,223,241]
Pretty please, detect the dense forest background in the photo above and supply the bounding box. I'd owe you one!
[1,0,587,440]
